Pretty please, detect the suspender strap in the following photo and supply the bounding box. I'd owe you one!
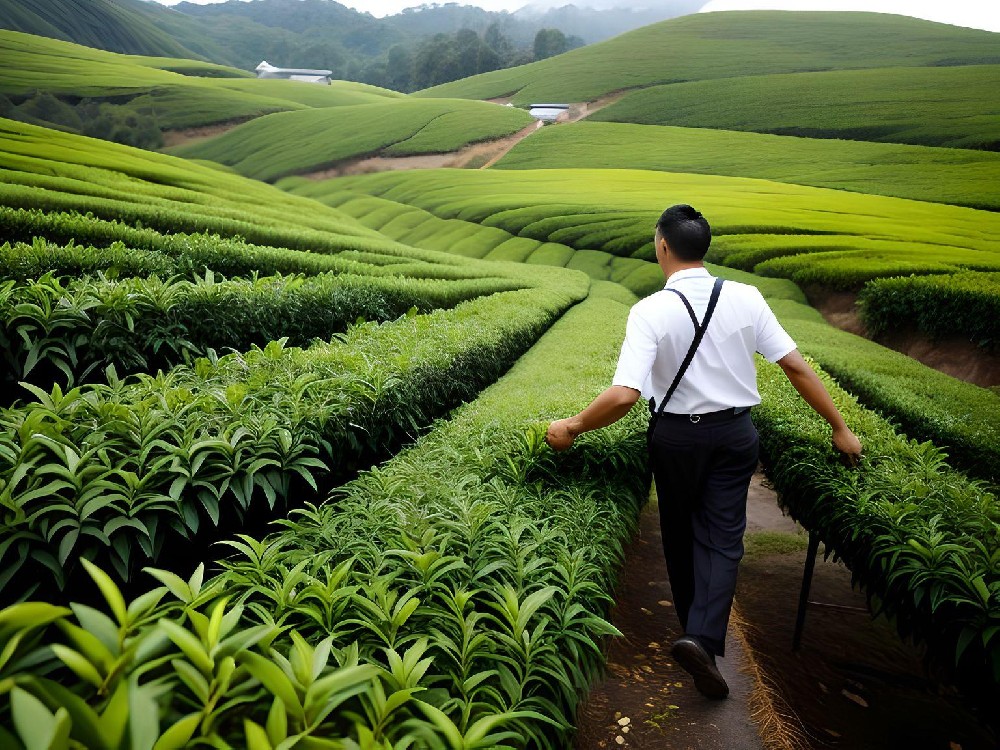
[654,276,725,417]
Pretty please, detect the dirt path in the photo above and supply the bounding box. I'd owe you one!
[575,471,998,749]
[301,92,626,179]
[573,475,779,750]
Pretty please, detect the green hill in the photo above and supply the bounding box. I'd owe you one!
[416,11,1000,104]
[0,30,402,141]
[169,99,534,181]
[494,122,1000,210]
[589,64,1000,150]
[0,0,206,59]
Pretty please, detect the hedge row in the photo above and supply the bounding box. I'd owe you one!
[767,298,1000,485]
[0,296,650,749]
[0,284,584,599]
[754,356,1000,695]
[0,269,521,399]
[859,271,1000,351]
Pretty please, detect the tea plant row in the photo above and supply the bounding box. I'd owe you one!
[0,296,650,749]
[592,64,1000,150]
[859,271,1000,351]
[317,167,1000,293]
[769,299,1000,486]
[755,357,1000,693]
[0,282,585,599]
[0,267,520,398]
[495,122,1000,211]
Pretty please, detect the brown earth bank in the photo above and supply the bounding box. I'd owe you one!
[299,121,544,179]
[805,287,1000,389]
[574,472,998,750]
[160,118,253,148]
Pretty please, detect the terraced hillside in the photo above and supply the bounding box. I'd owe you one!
[0,30,402,132]
[493,122,1000,210]
[590,64,1000,150]
[2,8,1000,748]
[169,99,535,181]
[418,11,1000,104]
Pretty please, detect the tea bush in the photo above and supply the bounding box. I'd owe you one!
[0,269,523,395]
[754,357,1000,693]
[0,295,649,749]
[859,271,1000,350]
[0,281,586,598]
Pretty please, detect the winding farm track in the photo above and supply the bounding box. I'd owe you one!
[299,91,626,179]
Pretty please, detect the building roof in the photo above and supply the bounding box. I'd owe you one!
[255,60,333,77]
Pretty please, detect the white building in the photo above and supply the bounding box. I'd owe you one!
[255,61,333,85]
[529,103,570,121]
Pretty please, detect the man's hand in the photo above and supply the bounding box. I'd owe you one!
[545,419,577,452]
[833,426,863,467]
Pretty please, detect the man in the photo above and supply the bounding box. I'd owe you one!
[545,204,862,699]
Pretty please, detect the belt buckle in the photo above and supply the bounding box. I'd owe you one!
[689,414,701,424]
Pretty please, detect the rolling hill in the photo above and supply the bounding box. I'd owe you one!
[493,122,1000,210]
[0,0,206,59]
[416,11,1000,103]
[0,30,402,136]
[168,99,534,181]
[589,64,1000,150]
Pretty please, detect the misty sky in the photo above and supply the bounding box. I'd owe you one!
[148,0,1000,32]
[145,0,1000,31]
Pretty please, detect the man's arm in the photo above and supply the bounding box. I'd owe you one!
[545,385,641,451]
[776,349,863,465]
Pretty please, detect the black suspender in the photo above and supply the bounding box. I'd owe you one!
[652,276,725,417]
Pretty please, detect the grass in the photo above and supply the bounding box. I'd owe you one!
[417,11,1000,104]
[495,122,1000,210]
[169,99,534,181]
[590,65,1000,150]
[743,531,812,560]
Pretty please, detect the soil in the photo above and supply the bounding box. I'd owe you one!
[805,287,1000,389]
[160,118,251,148]
[574,471,999,750]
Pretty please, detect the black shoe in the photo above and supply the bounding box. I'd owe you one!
[671,636,729,699]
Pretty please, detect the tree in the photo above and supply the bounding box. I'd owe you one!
[533,28,568,60]
[386,45,412,92]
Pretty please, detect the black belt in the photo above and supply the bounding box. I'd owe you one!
[653,406,751,424]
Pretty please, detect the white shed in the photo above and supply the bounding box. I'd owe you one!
[255,61,333,85]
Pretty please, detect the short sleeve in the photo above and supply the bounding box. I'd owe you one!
[612,304,658,392]
[754,292,797,362]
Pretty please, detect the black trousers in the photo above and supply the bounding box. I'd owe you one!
[647,410,759,658]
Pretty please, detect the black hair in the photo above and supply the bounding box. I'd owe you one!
[655,204,711,261]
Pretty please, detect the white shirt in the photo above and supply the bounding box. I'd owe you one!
[612,267,796,414]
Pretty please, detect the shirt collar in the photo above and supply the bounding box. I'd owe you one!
[664,266,711,287]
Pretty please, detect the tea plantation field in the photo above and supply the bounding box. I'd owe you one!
[494,122,1000,210]
[169,99,535,180]
[0,30,402,131]
[1,7,1000,748]
[418,11,1000,104]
